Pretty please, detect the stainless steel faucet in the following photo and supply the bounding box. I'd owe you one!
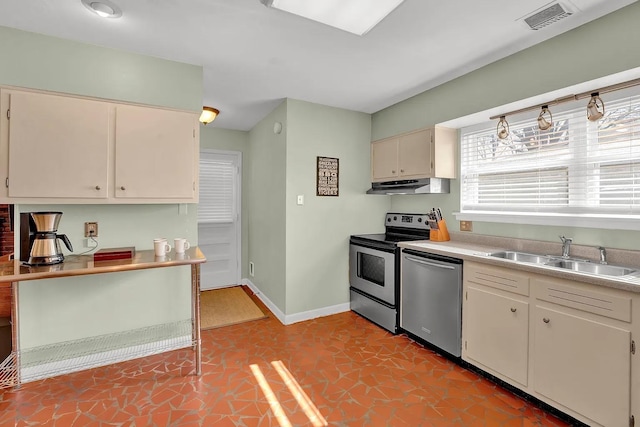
[598,246,608,264]
[559,235,573,258]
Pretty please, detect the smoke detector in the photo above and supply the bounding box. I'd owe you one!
[519,2,575,30]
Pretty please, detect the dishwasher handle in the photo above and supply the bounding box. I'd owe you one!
[404,255,456,270]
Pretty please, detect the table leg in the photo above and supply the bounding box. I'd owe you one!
[11,282,20,388]
[191,264,201,375]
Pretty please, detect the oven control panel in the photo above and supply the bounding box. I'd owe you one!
[385,213,430,230]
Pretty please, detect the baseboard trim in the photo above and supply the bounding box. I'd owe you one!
[242,278,350,325]
[242,279,287,324]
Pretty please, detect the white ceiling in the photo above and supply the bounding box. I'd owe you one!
[0,0,635,130]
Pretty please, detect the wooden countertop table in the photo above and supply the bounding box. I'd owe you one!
[0,247,206,388]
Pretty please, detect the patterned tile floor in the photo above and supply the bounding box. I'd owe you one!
[0,289,570,426]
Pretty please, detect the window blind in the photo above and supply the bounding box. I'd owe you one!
[460,92,640,217]
[198,155,236,223]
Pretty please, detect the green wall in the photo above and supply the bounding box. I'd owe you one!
[285,99,389,314]
[373,2,640,250]
[0,26,202,111]
[248,101,288,311]
[0,26,203,348]
[200,126,250,277]
[246,99,390,316]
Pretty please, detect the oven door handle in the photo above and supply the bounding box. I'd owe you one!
[404,256,456,270]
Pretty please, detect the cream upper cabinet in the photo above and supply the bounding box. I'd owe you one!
[463,263,529,387]
[6,90,109,198]
[371,137,399,182]
[371,126,456,183]
[114,105,197,200]
[0,88,199,204]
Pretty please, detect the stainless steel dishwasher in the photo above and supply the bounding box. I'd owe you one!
[400,249,463,357]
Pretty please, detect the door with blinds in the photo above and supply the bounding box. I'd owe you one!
[198,150,241,290]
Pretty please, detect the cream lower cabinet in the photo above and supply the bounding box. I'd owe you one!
[371,126,456,182]
[463,263,530,387]
[462,261,636,427]
[465,287,529,386]
[532,278,632,427]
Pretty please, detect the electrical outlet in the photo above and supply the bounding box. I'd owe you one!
[84,222,99,237]
[84,238,98,248]
[460,221,473,232]
[249,261,255,277]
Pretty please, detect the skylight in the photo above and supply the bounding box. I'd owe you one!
[262,0,405,36]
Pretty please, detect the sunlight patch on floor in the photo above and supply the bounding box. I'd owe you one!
[250,363,292,427]
[271,360,328,427]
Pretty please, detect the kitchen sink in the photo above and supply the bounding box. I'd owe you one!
[488,250,638,277]
[488,251,554,265]
[546,259,637,277]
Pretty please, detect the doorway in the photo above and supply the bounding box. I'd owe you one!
[198,150,241,290]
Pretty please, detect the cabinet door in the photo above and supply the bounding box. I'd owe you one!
[464,287,529,386]
[115,105,196,200]
[7,91,109,198]
[533,306,630,427]
[433,126,456,178]
[398,129,432,179]
[371,138,398,182]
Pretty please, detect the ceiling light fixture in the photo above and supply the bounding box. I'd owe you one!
[199,107,220,125]
[586,92,605,122]
[497,116,510,140]
[490,77,640,125]
[259,0,405,36]
[81,0,122,18]
[537,105,553,130]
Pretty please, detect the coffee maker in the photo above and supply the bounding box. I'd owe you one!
[20,211,73,266]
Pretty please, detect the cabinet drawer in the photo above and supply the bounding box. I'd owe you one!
[465,263,529,296]
[534,278,631,322]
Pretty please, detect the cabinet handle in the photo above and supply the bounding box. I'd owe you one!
[120,186,126,191]
[543,317,550,324]
[95,185,101,191]
[400,169,404,173]
[404,255,456,270]
[510,307,517,313]
[392,170,396,174]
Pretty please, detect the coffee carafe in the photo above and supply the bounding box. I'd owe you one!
[21,211,73,266]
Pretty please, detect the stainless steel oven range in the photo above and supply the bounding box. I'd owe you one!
[349,213,430,333]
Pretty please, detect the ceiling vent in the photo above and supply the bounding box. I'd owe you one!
[521,2,574,30]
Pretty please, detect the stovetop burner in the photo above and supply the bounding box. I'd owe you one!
[351,213,430,247]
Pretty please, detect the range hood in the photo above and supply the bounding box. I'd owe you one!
[366,178,450,195]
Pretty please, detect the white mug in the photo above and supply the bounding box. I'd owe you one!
[154,238,171,256]
[174,238,191,254]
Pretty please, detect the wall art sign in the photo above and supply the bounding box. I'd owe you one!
[316,156,339,197]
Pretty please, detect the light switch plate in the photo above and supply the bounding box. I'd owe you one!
[297,195,304,205]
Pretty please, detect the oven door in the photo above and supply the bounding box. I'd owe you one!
[349,241,396,305]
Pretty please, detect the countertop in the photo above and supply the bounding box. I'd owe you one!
[399,238,640,294]
[0,247,206,286]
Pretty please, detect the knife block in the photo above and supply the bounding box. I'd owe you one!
[429,220,450,242]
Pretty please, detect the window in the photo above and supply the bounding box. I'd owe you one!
[459,89,640,227]
[198,152,237,223]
